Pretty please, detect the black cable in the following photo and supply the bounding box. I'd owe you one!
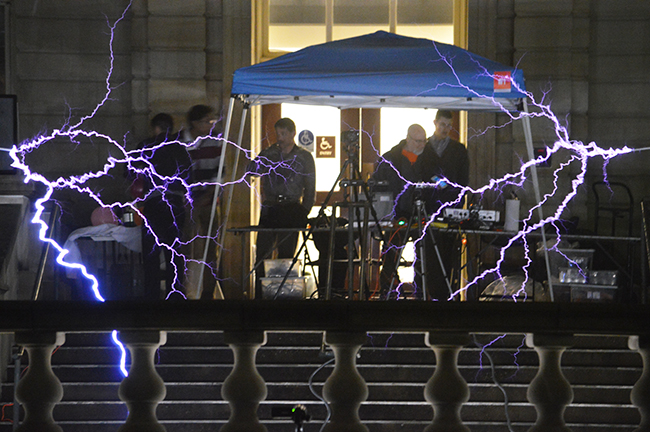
[308,355,335,432]
[473,334,515,432]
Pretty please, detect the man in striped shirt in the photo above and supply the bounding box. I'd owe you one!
[181,104,222,299]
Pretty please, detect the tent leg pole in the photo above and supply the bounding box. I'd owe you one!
[197,97,236,300]
[522,99,554,301]
[214,103,249,297]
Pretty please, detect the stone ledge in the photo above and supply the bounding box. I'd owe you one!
[0,300,648,336]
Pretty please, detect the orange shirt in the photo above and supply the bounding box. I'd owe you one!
[402,149,419,165]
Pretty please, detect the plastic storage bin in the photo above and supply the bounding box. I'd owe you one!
[546,248,594,283]
[552,283,617,302]
[261,277,306,299]
[556,248,594,270]
[588,270,618,286]
[571,284,617,302]
[558,267,588,284]
[264,259,301,278]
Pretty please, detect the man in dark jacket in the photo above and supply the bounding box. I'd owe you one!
[425,110,469,215]
[421,110,469,300]
[247,118,316,299]
[374,112,469,301]
[373,124,432,298]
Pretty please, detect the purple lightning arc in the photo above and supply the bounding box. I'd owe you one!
[373,41,638,302]
[7,2,245,375]
[5,1,647,392]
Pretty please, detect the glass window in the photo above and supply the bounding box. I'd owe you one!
[397,0,453,24]
[397,0,453,40]
[267,0,456,53]
[260,0,463,286]
[265,0,459,193]
[270,0,326,23]
[332,0,389,39]
[269,0,327,53]
[333,0,389,24]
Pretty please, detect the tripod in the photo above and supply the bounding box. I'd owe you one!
[324,131,387,300]
[271,130,386,300]
[382,191,454,300]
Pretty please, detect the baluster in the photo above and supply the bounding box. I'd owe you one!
[322,331,369,432]
[221,330,267,432]
[14,331,65,432]
[117,330,167,432]
[526,333,574,432]
[630,334,650,432]
[423,331,470,432]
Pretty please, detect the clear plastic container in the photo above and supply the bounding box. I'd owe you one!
[261,277,306,299]
[264,259,302,278]
[559,267,588,284]
[547,249,594,282]
[588,270,618,286]
[571,284,617,302]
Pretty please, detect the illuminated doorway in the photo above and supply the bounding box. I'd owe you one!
[251,0,467,292]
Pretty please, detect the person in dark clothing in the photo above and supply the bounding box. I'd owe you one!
[180,104,223,299]
[373,124,433,299]
[247,117,316,299]
[374,112,469,301]
[137,113,192,299]
[420,110,469,300]
[424,110,469,216]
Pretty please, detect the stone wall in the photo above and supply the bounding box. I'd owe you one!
[12,0,132,176]
[469,0,650,236]
[6,0,252,298]
[586,0,650,235]
[9,0,249,167]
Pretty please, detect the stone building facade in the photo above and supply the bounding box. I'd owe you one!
[468,0,649,237]
[1,0,648,298]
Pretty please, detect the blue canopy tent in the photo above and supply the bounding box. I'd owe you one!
[207,31,551,299]
[230,31,527,110]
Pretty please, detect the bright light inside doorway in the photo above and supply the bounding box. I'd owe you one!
[379,107,437,154]
[281,103,341,193]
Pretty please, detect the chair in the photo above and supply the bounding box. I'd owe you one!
[592,181,634,236]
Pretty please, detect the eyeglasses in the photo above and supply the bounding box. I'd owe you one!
[407,135,426,144]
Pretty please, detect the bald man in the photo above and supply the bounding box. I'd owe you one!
[374,124,430,218]
[372,124,435,299]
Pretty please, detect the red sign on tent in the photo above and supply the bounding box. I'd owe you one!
[494,72,512,93]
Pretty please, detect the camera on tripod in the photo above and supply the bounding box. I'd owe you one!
[341,130,360,155]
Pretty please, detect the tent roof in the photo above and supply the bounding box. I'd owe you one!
[231,31,527,111]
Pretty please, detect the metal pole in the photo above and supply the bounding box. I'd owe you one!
[359,200,370,300]
[32,205,59,301]
[347,203,355,300]
[214,103,250,294]
[416,200,428,300]
[326,212,338,300]
[522,99,554,300]
[197,97,236,299]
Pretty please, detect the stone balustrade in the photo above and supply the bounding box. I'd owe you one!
[1,300,650,431]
